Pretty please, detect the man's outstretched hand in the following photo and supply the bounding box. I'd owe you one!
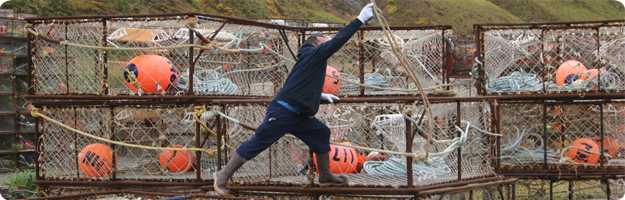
[357,3,375,24]
[321,93,340,103]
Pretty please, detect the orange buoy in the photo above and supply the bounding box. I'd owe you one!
[323,66,340,96]
[313,144,358,174]
[159,145,195,173]
[356,151,366,172]
[78,143,113,177]
[565,138,601,165]
[555,60,588,85]
[124,55,178,94]
[597,137,622,158]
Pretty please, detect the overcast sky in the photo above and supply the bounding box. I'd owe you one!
[617,0,625,8]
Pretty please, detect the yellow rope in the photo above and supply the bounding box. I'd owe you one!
[31,108,216,155]
[371,0,434,156]
[209,110,428,160]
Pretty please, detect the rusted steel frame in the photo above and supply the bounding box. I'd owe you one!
[442,29,449,85]
[474,25,486,95]
[35,112,41,179]
[568,180,574,200]
[405,117,413,187]
[456,101,462,180]
[475,20,625,30]
[73,108,79,179]
[24,94,625,108]
[542,102,548,169]
[600,103,605,167]
[195,104,202,180]
[216,105,224,170]
[27,24,35,94]
[64,23,69,94]
[605,178,611,199]
[188,18,195,94]
[494,100,501,171]
[549,179,554,200]
[358,30,365,96]
[417,179,517,196]
[496,170,625,178]
[102,19,109,95]
[540,29,546,92]
[36,179,211,187]
[110,106,117,180]
[26,13,451,32]
[229,176,511,195]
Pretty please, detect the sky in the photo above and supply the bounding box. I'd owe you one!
[618,0,625,8]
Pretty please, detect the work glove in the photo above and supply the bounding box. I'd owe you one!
[357,3,375,23]
[320,93,340,103]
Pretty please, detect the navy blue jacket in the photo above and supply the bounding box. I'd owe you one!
[274,19,363,116]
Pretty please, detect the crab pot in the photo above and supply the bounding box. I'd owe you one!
[26,14,452,98]
[475,21,625,95]
[496,100,625,177]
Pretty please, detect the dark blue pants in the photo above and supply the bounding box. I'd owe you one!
[236,102,331,160]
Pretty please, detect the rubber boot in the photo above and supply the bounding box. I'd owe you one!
[316,152,349,186]
[213,153,247,196]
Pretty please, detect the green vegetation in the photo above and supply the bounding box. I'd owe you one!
[2,0,624,34]
[4,170,37,198]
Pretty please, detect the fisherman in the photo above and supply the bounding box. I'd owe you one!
[213,3,376,196]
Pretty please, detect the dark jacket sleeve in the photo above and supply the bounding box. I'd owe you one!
[316,19,363,59]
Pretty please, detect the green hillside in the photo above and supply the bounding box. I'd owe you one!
[2,0,624,34]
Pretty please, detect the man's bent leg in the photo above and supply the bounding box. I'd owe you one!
[291,117,348,185]
[214,104,296,195]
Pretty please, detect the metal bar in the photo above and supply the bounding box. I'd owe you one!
[27,23,34,95]
[600,103,605,166]
[216,105,223,170]
[188,19,195,95]
[475,25,485,95]
[34,110,41,179]
[73,107,79,179]
[494,100,501,170]
[456,101,462,181]
[543,103,548,169]
[110,106,117,180]
[64,23,69,94]
[568,180,573,200]
[549,179,553,200]
[102,18,109,95]
[358,30,365,96]
[25,92,625,104]
[405,117,413,187]
[195,104,202,180]
[541,29,546,93]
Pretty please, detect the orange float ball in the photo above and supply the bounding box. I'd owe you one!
[78,143,113,177]
[159,145,195,173]
[313,144,358,174]
[565,138,601,165]
[124,55,178,94]
[597,137,622,158]
[323,66,340,96]
[555,60,588,85]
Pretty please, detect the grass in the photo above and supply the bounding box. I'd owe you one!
[4,170,37,198]
[3,0,624,34]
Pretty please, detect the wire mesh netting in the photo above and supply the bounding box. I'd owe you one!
[221,101,496,188]
[37,105,223,181]
[36,101,497,188]
[478,22,625,94]
[28,15,452,97]
[498,101,625,172]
